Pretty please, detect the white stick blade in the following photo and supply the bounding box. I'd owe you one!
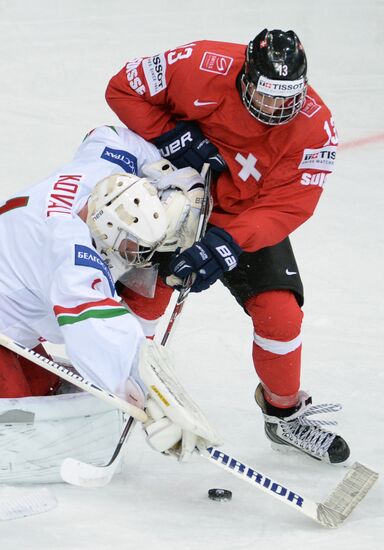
[317,462,379,528]
[60,458,115,488]
[0,487,57,520]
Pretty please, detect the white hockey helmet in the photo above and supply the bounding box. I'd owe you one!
[86,173,167,271]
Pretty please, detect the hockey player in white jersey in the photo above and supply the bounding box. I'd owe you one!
[0,125,219,467]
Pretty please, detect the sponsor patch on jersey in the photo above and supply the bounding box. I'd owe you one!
[298,146,337,171]
[200,52,233,75]
[256,76,305,97]
[101,147,138,174]
[142,53,167,96]
[300,172,327,187]
[74,245,115,295]
[300,95,322,118]
[126,58,146,95]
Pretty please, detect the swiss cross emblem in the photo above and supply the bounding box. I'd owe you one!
[235,153,261,182]
[260,40,267,48]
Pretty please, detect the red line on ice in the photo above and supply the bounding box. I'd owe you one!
[340,132,384,150]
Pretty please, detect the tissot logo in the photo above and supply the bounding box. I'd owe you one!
[304,150,336,161]
[298,146,337,172]
[257,77,305,97]
[142,53,167,96]
[152,56,165,85]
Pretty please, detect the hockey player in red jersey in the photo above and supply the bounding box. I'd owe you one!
[106,29,349,464]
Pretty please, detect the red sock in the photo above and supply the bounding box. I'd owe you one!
[245,290,303,408]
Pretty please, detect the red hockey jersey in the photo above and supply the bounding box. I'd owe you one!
[106,40,338,252]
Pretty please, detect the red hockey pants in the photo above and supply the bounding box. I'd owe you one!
[0,344,60,398]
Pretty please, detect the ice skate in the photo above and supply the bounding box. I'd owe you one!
[255,384,350,464]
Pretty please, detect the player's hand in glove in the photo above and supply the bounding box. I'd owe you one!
[144,398,208,462]
[139,340,222,462]
[167,227,242,292]
[142,162,208,251]
[153,121,227,174]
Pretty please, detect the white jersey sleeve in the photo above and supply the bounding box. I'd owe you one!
[46,216,146,395]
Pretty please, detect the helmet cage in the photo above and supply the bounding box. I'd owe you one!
[240,72,307,125]
[110,228,162,267]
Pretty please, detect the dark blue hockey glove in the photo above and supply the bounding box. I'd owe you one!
[153,121,227,174]
[168,227,242,293]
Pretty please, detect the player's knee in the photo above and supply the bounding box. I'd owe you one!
[245,290,303,342]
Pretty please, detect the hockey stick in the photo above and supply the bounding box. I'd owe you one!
[160,163,212,346]
[59,165,213,486]
[0,333,146,423]
[202,447,378,528]
[4,334,377,524]
[53,161,378,520]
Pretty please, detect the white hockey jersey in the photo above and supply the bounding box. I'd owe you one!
[0,125,162,394]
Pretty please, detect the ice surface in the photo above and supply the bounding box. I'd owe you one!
[0,1,383,548]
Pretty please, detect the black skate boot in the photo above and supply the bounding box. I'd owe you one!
[255,384,350,464]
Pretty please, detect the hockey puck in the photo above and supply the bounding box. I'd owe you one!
[208,488,232,501]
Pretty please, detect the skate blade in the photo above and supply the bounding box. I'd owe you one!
[270,441,324,462]
[270,441,297,455]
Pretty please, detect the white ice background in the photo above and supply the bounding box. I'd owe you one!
[0,1,383,548]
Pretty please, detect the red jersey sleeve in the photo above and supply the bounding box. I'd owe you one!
[106,54,173,139]
[106,41,244,139]
[106,44,201,138]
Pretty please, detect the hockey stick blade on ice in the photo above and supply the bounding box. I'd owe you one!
[202,447,379,528]
[60,416,136,487]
